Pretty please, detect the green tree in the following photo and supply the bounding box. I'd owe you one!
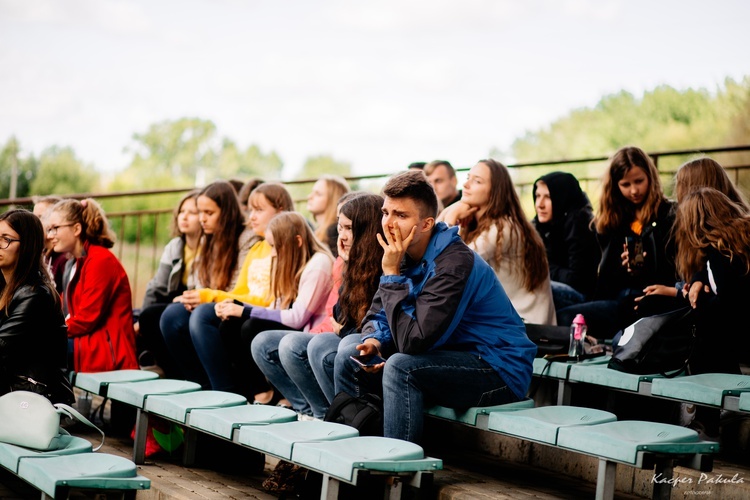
[124,117,219,187]
[0,137,39,200]
[215,140,284,181]
[120,118,284,190]
[504,78,750,192]
[296,154,351,180]
[29,146,98,196]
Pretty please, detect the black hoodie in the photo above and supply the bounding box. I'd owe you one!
[532,172,599,298]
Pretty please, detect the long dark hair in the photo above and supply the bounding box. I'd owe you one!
[197,181,246,291]
[337,194,385,327]
[0,209,59,313]
[596,146,666,234]
[462,159,548,292]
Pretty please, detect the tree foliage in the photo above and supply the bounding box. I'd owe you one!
[0,137,38,200]
[508,77,750,168]
[30,146,98,196]
[119,118,284,190]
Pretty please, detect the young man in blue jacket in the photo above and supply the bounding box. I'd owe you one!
[334,169,536,443]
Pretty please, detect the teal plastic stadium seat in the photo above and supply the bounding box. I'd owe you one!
[424,398,534,426]
[487,406,616,445]
[568,363,660,392]
[740,392,750,412]
[557,420,719,465]
[75,370,159,396]
[533,355,611,378]
[0,435,92,473]
[17,453,150,498]
[189,404,298,440]
[651,374,750,407]
[106,378,202,408]
[144,390,246,423]
[292,436,442,483]
[238,420,359,460]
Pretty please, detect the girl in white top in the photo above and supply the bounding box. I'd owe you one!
[439,159,556,325]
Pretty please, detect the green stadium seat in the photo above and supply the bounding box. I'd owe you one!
[238,420,358,460]
[188,404,298,440]
[17,453,150,499]
[487,406,616,445]
[424,398,534,428]
[650,373,750,407]
[74,370,159,397]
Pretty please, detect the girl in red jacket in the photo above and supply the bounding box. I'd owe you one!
[47,198,138,373]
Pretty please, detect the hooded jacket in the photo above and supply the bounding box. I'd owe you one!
[362,222,536,400]
[141,236,187,310]
[64,241,138,372]
[532,172,599,298]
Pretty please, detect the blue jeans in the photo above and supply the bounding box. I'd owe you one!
[189,303,236,392]
[307,333,343,403]
[160,303,209,388]
[550,281,587,311]
[333,334,365,396]
[251,331,331,418]
[336,338,518,442]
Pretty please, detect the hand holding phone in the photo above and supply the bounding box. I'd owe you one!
[625,236,645,270]
[350,354,386,368]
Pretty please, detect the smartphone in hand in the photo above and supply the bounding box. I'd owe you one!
[625,236,645,269]
[350,354,386,368]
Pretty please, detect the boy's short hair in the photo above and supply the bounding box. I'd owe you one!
[423,160,455,178]
[382,170,438,219]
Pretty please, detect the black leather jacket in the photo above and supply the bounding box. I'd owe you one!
[0,282,73,404]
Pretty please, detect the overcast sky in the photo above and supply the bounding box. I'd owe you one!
[1,0,748,179]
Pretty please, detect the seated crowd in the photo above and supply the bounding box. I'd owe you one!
[3,149,749,453]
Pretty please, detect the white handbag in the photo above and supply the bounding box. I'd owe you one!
[0,390,104,451]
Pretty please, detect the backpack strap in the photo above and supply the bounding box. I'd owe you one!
[55,403,105,451]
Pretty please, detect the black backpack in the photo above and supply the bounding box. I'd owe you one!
[324,392,383,436]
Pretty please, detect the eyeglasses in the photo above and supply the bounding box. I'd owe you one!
[46,223,75,236]
[0,236,20,250]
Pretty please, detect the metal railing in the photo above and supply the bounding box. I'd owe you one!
[3,144,749,306]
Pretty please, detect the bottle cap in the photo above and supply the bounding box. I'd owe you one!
[573,314,586,325]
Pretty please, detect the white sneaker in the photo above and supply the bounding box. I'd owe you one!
[679,403,696,427]
[297,414,319,422]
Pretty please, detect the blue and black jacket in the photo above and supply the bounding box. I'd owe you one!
[362,222,536,400]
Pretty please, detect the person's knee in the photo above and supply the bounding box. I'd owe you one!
[160,304,187,338]
[278,332,309,361]
[188,306,215,340]
[250,330,284,364]
[189,303,216,328]
[337,335,361,356]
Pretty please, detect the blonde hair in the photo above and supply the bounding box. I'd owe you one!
[51,198,116,248]
[313,175,350,246]
[674,156,749,209]
[267,212,332,309]
[675,187,750,280]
